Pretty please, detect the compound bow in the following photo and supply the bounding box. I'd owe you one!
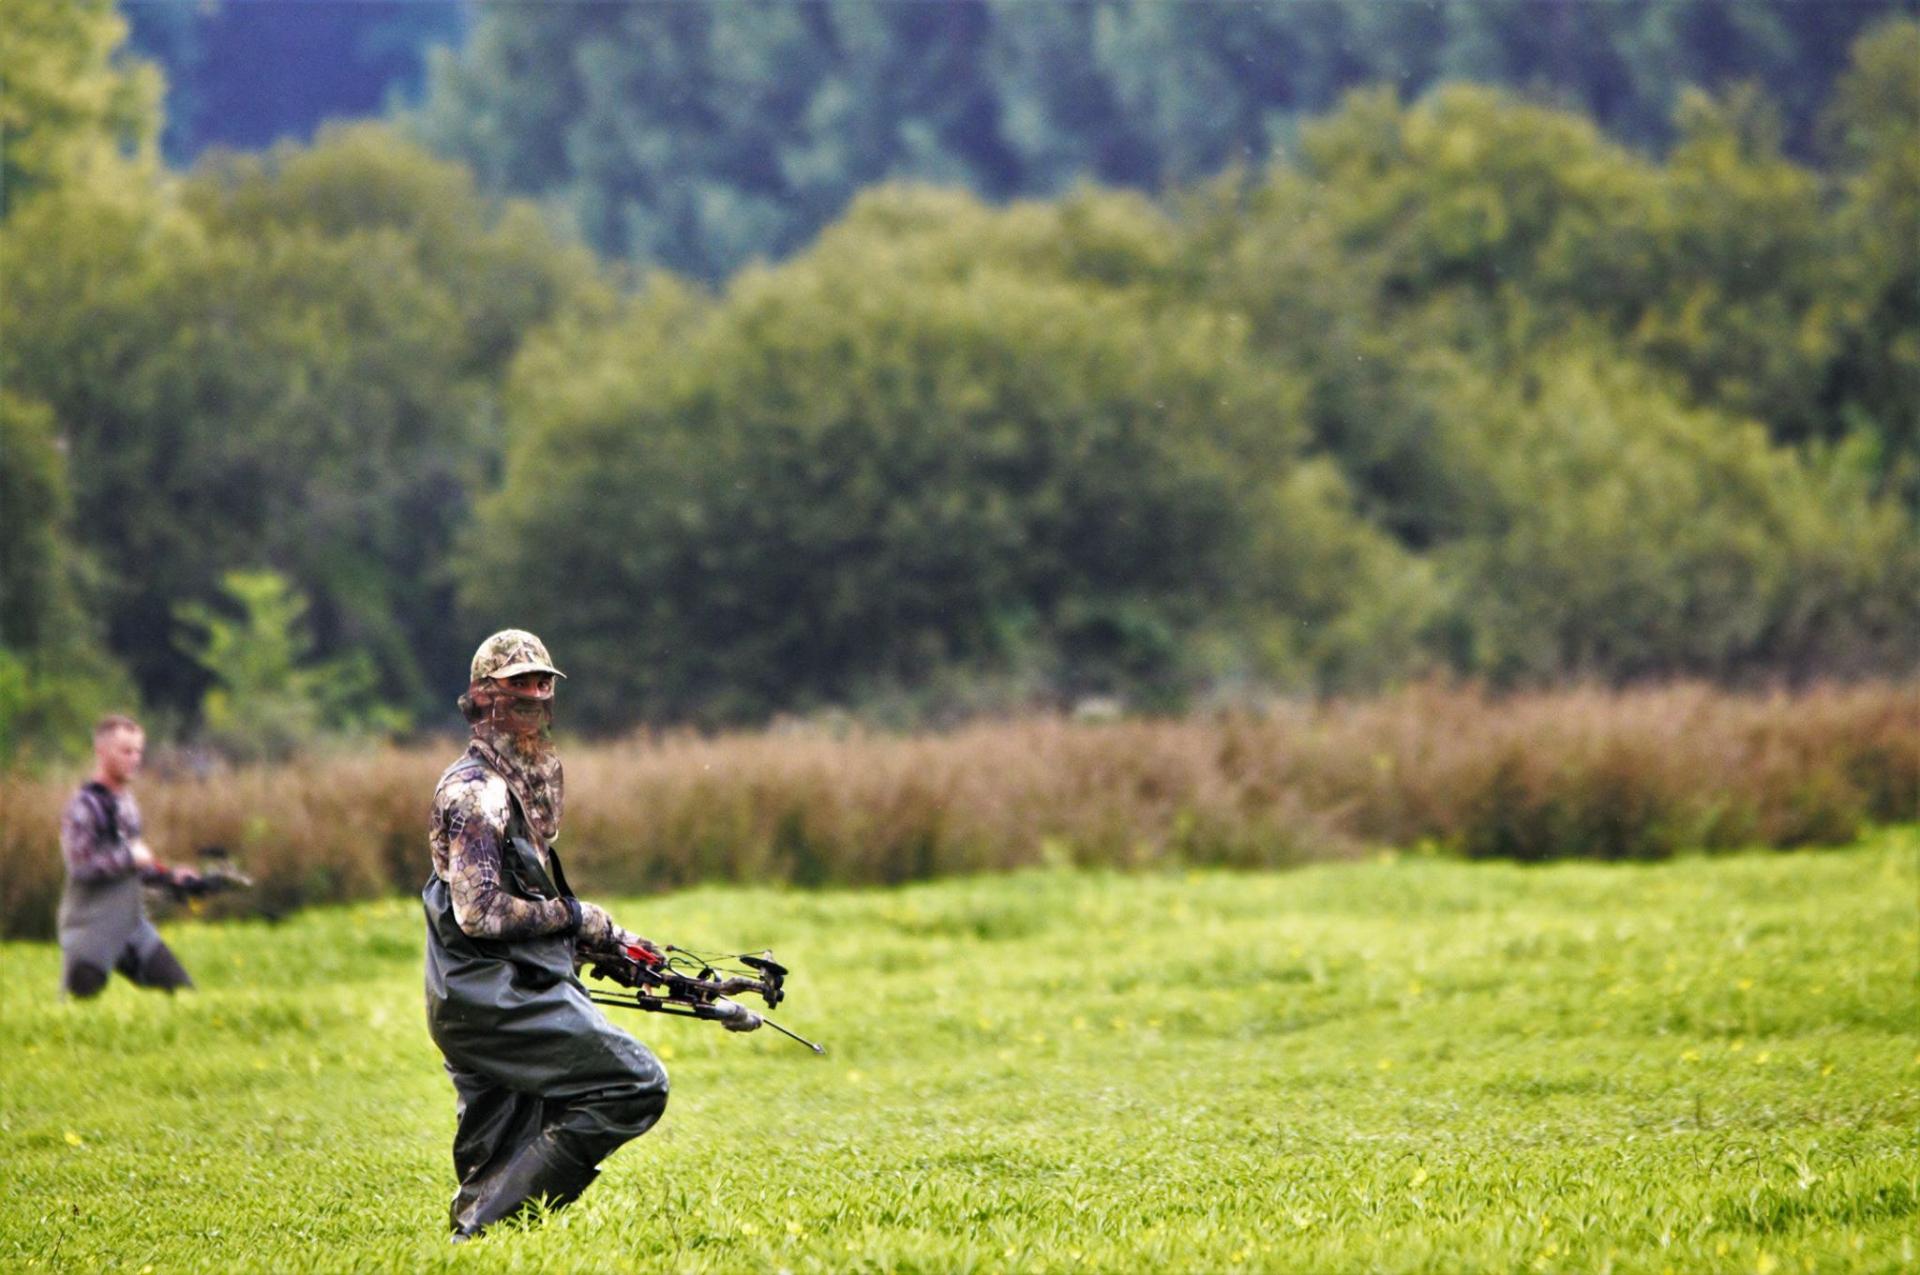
[585,943,825,1054]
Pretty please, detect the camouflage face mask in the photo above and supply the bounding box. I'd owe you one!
[471,718,564,842]
[497,690,554,735]
[462,677,555,737]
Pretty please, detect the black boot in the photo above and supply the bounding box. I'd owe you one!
[450,1133,598,1241]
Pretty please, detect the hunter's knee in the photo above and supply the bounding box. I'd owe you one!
[134,945,194,991]
[562,1080,667,1151]
[619,1081,669,1130]
[64,962,109,999]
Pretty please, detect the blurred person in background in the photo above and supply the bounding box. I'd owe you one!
[424,629,748,1241]
[57,715,199,998]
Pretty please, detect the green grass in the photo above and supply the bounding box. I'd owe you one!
[2,831,1916,1274]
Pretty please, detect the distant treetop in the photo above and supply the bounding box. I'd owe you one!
[405,0,1914,278]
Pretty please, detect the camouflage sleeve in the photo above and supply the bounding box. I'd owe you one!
[61,792,133,883]
[438,773,575,941]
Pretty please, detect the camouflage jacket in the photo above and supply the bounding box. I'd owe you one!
[60,783,143,883]
[428,739,629,956]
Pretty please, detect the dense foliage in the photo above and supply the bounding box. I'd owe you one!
[0,123,601,737]
[0,0,161,218]
[472,47,1920,721]
[410,0,1915,278]
[1,3,1916,758]
[466,190,1422,724]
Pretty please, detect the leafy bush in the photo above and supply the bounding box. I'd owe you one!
[175,570,408,763]
[467,186,1433,726]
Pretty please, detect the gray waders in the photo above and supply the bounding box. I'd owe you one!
[422,762,667,1239]
[58,875,192,999]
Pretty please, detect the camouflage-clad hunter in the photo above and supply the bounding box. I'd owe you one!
[57,715,196,998]
[422,629,754,1241]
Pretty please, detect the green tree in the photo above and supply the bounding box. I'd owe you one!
[1630,85,1836,439]
[1433,354,1919,683]
[1822,17,1920,501]
[414,1,1014,278]
[175,570,405,763]
[0,0,156,761]
[1188,85,1659,544]
[1191,77,1900,534]
[464,185,1416,724]
[0,0,161,216]
[0,125,600,720]
[413,0,1910,277]
[1189,77,1919,686]
[0,393,132,767]
[0,393,79,654]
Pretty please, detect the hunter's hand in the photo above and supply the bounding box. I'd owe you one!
[130,840,156,869]
[576,905,661,963]
[576,901,622,948]
[715,998,763,1033]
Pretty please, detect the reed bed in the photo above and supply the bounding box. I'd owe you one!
[2,680,1913,939]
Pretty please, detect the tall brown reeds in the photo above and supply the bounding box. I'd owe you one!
[2,681,1913,939]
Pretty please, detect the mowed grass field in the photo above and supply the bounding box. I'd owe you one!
[1,833,1915,1274]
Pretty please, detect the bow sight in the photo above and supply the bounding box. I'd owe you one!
[585,944,825,1054]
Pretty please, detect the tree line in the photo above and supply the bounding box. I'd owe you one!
[1,1,1915,758]
[121,1,1915,282]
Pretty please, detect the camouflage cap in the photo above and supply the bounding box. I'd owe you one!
[470,629,566,683]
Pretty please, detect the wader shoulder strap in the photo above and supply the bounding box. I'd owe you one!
[79,781,122,845]
[460,745,569,895]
